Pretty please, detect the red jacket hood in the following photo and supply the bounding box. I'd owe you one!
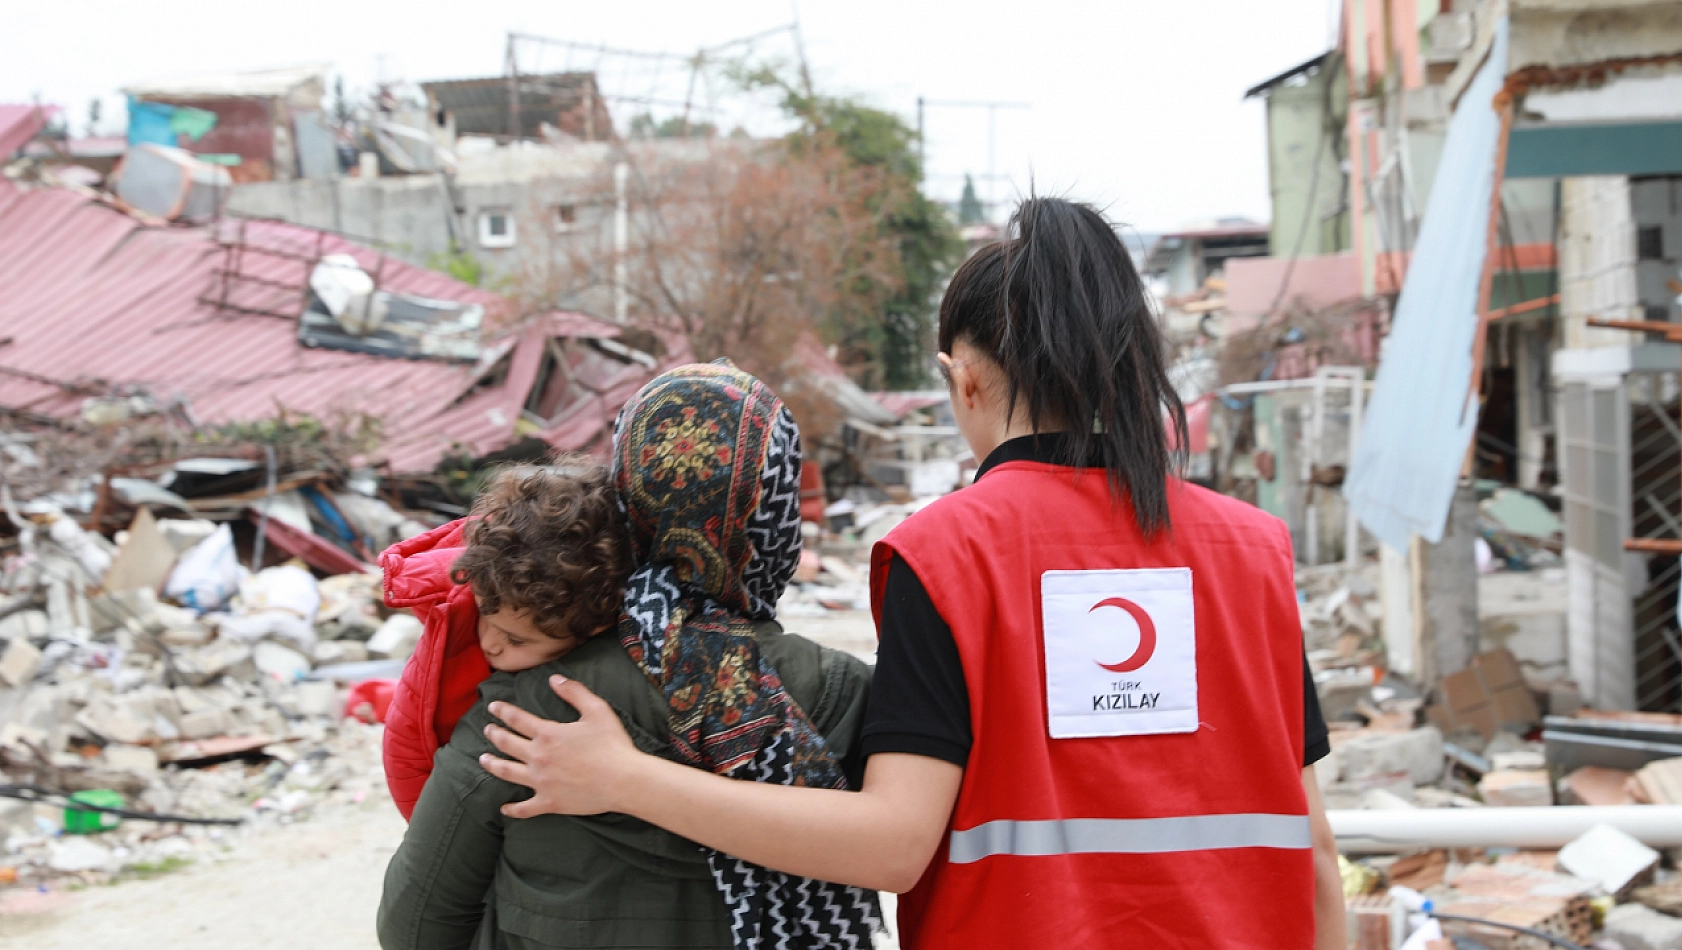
[379,517,490,821]
[381,518,469,611]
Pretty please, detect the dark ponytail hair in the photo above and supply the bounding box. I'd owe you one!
[938,197,1187,536]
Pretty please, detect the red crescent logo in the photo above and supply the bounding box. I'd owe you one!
[1090,597,1157,672]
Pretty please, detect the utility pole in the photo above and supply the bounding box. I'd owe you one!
[789,1,815,103]
[614,161,630,325]
[918,99,1030,212]
[916,96,925,179]
[505,33,523,142]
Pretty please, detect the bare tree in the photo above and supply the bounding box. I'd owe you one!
[517,134,904,435]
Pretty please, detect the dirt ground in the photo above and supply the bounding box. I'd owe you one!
[4,609,891,949]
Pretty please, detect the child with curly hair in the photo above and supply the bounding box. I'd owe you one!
[378,459,632,820]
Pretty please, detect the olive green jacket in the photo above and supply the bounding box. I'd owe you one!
[377,623,871,950]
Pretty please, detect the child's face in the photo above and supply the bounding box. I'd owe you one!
[476,606,580,672]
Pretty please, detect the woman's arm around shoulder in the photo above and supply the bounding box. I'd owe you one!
[480,675,962,894]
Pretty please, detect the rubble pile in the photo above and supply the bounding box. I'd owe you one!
[1307,581,1682,947]
[0,423,442,891]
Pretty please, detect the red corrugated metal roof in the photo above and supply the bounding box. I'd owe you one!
[0,104,57,157]
[0,180,651,472]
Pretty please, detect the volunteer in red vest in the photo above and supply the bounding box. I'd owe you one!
[478,196,1345,949]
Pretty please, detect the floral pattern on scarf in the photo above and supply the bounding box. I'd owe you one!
[613,361,880,950]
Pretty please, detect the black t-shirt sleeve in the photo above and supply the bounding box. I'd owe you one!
[861,553,1333,770]
[859,555,973,766]
[1302,653,1330,767]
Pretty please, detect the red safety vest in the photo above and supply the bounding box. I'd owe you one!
[871,461,1313,949]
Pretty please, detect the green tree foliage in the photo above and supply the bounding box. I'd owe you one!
[425,249,485,287]
[958,175,986,225]
[741,68,964,389]
[627,112,719,139]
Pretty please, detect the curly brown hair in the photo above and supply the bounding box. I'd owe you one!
[450,457,631,641]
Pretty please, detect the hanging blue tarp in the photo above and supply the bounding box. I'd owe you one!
[1343,17,1510,553]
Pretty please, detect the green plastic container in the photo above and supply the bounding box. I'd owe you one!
[64,789,124,835]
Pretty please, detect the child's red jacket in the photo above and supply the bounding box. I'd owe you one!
[379,519,491,820]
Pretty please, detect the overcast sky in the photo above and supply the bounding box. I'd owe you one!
[2,0,1337,232]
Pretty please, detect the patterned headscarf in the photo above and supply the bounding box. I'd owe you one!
[612,361,880,950]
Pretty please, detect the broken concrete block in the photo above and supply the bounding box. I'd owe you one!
[176,639,253,685]
[101,744,160,777]
[1547,682,1583,717]
[1603,903,1682,950]
[1633,878,1682,917]
[74,694,156,745]
[0,723,47,754]
[311,640,368,666]
[1337,727,1444,786]
[1489,747,1546,772]
[176,707,230,739]
[1478,769,1553,807]
[0,637,42,687]
[1557,823,1659,898]
[102,508,178,594]
[367,614,422,661]
[47,836,115,873]
[252,640,312,682]
[292,680,339,718]
[0,609,49,640]
[156,518,218,554]
[160,622,213,648]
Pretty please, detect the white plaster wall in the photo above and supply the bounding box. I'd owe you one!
[1559,175,1643,349]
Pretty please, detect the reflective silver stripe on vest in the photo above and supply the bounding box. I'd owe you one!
[948,814,1312,864]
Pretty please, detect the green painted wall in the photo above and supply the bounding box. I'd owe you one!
[1264,58,1350,258]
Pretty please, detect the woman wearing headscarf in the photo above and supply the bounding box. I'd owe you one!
[378,362,879,950]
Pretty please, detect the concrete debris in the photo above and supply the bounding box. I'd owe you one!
[0,479,421,892]
[1562,766,1641,807]
[1558,824,1661,899]
[1632,758,1682,806]
[0,637,42,687]
[365,614,422,661]
[1337,727,1445,788]
[1603,903,1682,950]
[1479,769,1554,807]
[1632,878,1682,917]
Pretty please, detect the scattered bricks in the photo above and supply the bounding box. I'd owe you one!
[1557,823,1660,899]
[101,744,160,778]
[1337,726,1445,786]
[1496,851,1561,873]
[1434,896,1591,950]
[1345,893,1399,950]
[1561,766,1638,806]
[0,637,43,688]
[1388,850,1450,890]
[1603,903,1682,950]
[1479,769,1553,807]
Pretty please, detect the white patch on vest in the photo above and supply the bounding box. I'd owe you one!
[1041,568,1197,739]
